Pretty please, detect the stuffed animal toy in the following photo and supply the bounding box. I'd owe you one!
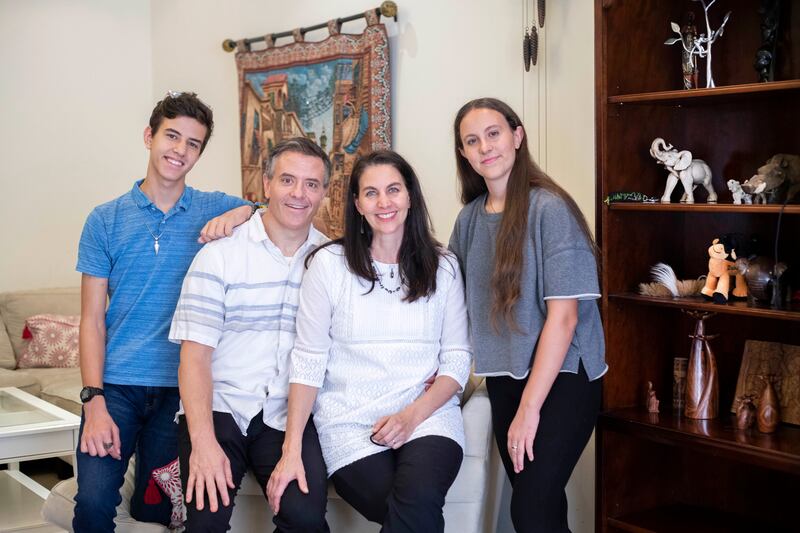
[701,235,748,303]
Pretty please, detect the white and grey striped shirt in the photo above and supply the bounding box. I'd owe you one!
[169,212,327,435]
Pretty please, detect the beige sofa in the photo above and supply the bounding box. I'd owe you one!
[0,288,83,415]
[0,287,504,532]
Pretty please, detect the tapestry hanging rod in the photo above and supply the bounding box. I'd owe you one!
[222,1,398,52]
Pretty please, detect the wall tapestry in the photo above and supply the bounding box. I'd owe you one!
[235,20,391,238]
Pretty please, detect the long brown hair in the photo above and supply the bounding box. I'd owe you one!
[453,97,597,331]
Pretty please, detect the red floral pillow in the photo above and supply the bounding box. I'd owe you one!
[18,314,80,368]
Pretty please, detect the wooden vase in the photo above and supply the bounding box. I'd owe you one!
[685,312,718,419]
[757,376,780,433]
[735,396,756,430]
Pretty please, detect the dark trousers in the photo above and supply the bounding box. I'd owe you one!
[178,412,329,533]
[331,436,463,533]
[486,363,601,533]
[73,384,179,533]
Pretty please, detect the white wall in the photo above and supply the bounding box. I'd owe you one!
[0,0,152,292]
[149,0,525,243]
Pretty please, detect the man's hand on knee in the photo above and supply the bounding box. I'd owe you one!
[185,437,234,513]
[267,450,308,515]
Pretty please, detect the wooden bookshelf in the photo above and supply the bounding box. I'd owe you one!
[595,0,800,531]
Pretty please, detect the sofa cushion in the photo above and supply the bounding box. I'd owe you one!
[0,368,41,396]
[0,287,81,363]
[43,475,169,533]
[0,322,14,370]
[18,314,81,368]
[23,367,82,415]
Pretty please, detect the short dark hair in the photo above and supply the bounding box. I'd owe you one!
[263,137,332,187]
[149,92,214,153]
[308,150,442,303]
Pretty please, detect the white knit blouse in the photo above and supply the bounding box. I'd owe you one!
[289,244,472,475]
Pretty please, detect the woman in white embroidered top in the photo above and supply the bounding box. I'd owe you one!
[266,150,472,532]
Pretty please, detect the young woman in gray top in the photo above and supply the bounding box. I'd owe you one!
[449,98,607,532]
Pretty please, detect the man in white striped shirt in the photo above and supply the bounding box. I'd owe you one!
[169,138,330,532]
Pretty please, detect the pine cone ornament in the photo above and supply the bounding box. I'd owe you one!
[530,25,539,66]
[538,0,546,28]
[523,27,532,71]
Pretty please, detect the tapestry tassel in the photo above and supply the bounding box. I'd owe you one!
[144,478,163,505]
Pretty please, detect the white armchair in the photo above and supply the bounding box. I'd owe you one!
[43,380,504,533]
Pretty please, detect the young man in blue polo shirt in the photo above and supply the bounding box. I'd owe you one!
[74,92,252,532]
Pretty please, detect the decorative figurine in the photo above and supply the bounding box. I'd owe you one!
[735,256,789,309]
[646,381,660,413]
[650,138,717,204]
[665,0,731,88]
[638,262,704,298]
[701,236,748,303]
[685,311,719,420]
[741,154,800,204]
[727,179,753,205]
[754,0,781,82]
[735,395,756,430]
[680,13,700,89]
[757,375,780,433]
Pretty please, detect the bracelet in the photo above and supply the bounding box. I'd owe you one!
[251,202,266,216]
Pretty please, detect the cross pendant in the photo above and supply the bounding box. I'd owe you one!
[154,239,160,255]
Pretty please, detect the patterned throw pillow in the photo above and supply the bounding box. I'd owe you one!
[151,458,186,531]
[17,314,80,368]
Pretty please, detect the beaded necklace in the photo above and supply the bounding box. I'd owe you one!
[371,261,402,294]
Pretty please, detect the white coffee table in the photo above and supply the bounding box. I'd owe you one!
[0,387,80,532]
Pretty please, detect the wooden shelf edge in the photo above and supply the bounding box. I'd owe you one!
[608,80,800,104]
[606,203,800,214]
[606,503,795,533]
[607,293,800,321]
[600,409,800,474]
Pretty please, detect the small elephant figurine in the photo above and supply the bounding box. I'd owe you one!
[701,236,748,303]
[727,179,753,205]
[735,255,789,308]
[650,138,718,204]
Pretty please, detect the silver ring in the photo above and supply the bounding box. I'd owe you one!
[103,442,114,450]
[510,445,518,450]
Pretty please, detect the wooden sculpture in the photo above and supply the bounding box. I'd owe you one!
[735,395,756,430]
[685,311,719,419]
[757,375,780,433]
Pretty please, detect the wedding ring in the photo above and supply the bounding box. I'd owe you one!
[103,442,114,450]
[510,445,518,450]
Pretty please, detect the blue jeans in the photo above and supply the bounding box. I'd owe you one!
[73,383,179,533]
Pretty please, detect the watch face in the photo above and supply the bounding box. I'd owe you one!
[80,388,90,402]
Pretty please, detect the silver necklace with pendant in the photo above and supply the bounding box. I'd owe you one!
[144,218,166,255]
[371,261,401,294]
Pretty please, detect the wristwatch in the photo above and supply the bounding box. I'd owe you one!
[80,386,105,403]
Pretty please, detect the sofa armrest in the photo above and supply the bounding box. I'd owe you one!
[461,380,492,459]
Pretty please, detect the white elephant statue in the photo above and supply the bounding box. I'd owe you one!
[649,138,717,204]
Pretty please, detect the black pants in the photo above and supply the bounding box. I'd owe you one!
[331,436,463,533]
[486,363,601,533]
[178,412,329,533]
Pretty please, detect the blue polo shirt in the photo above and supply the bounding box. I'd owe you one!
[77,180,248,387]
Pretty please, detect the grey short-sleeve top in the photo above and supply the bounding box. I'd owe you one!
[449,188,607,381]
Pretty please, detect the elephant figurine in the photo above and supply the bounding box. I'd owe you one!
[650,138,718,204]
[735,256,789,309]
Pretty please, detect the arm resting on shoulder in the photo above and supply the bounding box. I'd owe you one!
[198,204,254,243]
[179,340,234,512]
